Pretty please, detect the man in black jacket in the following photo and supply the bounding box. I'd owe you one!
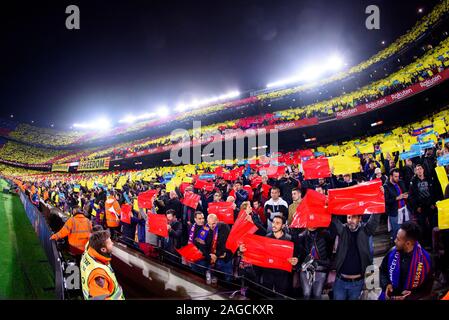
[277,172,300,206]
[408,163,438,248]
[331,213,380,300]
[206,214,234,282]
[383,168,411,242]
[162,210,183,257]
[297,227,334,299]
[399,158,415,187]
[165,191,183,220]
[262,215,298,296]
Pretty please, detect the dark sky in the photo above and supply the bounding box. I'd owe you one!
[0,0,439,129]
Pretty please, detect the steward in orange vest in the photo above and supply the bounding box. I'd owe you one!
[105,193,121,228]
[50,206,93,256]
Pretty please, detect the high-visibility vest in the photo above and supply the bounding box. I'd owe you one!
[80,249,125,300]
[58,214,93,255]
[105,198,121,228]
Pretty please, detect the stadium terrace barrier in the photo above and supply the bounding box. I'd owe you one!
[17,190,64,299]
[0,158,51,170]
[335,68,449,119]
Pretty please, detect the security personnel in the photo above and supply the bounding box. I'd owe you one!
[50,205,93,257]
[105,192,122,239]
[105,192,121,234]
[80,230,125,300]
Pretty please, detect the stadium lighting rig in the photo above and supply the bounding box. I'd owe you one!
[266,54,345,89]
[157,106,170,118]
[174,90,240,112]
[73,118,112,130]
[118,112,156,124]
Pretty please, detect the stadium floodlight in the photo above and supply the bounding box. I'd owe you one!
[157,106,169,118]
[73,118,111,130]
[266,55,345,88]
[175,90,240,112]
[175,103,187,112]
[118,115,136,124]
[326,55,344,70]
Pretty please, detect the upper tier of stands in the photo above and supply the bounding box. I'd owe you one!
[1,0,448,148]
[0,32,448,166]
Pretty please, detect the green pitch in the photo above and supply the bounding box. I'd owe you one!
[0,179,55,299]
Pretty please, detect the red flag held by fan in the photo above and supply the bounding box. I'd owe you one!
[243,185,253,201]
[120,203,132,224]
[182,191,200,209]
[261,184,271,199]
[176,244,204,263]
[138,190,157,209]
[223,171,239,181]
[179,182,191,194]
[226,213,258,253]
[148,214,168,237]
[208,202,235,224]
[250,176,262,189]
[194,179,215,192]
[302,158,331,180]
[241,234,294,272]
[299,149,314,158]
[266,165,286,179]
[328,180,385,215]
[214,166,224,177]
[290,189,330,228]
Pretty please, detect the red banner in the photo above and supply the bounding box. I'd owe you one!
[138,190,157,209]
[226,214,258,253]
[328,180,385,215]
[208,202,235,224]
[194,179,215,192]
[182,191,200,209]
[148,214,168,237]
[243,185,254,201]
[290,189,330,228]
[222,171,240,181]
[250,176,262,189]
[120,203,132,224]
[261,165,286,179]
[176,244,204,262]
[241,234,294,272]
[302,158,331,180]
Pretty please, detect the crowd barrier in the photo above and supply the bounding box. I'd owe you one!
[17,188,65,299]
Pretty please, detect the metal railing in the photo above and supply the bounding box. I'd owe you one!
[17,188,65,299]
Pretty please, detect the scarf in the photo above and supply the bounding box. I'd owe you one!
[393,183,405,209]
[310,231,320,260]
[188,223,197,244]
[379,242,431,300]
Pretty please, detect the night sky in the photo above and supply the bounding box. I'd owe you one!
[0,0,439,129]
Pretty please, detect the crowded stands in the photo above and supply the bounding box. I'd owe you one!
[3,99,449,299]
[3,1,449,301]
[1,33,449,167]
[1,0,448,149]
